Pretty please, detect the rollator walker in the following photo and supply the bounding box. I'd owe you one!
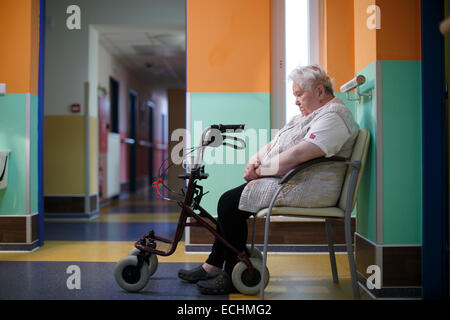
[114,124,269,295]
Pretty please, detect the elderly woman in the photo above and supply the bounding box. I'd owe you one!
[178,65,360,295]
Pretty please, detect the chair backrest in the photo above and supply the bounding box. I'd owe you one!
[338,129,371,212]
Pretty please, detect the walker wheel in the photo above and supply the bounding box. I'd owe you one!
[246,245,263,260]
[114,256,151,292]
[147,254,158,276]
[128,248,141,256]
[128,248,159,276]
[231,258,270,296]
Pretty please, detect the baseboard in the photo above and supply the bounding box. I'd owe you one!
[185,244,353,254]
[357,273,422,299]
[188,216,356,247]
[44,194,98,218]
[0,214,39,244]
[186,216,356,254]
[355,232,422,298]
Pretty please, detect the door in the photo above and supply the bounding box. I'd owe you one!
[129,91,137,192]
[110,77,119,134]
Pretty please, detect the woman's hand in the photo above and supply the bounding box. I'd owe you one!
[243,160,261,182]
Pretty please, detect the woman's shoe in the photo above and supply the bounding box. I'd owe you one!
[178,265,217,283]
[196,271,238,295]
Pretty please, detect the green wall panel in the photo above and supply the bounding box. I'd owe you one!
[355,62,377,243]
[381,60,422,245]
[190,92,271,216]
[0,94,27,215]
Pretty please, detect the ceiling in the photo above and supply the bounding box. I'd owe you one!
[99,28,185,88]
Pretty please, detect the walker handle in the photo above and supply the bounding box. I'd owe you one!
[210,124,245,133]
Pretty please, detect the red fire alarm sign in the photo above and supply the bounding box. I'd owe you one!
[71,104,81,113]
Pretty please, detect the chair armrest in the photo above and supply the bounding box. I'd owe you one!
[278,156,348,185]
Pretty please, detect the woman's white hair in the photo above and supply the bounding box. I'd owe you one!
[288,64,334,95]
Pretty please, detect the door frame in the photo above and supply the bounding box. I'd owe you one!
[421,0,449,299]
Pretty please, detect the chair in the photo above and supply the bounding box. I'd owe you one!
[252,129,370,299]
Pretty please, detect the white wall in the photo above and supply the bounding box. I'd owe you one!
[97,43,168,142]
[44,0,185,116]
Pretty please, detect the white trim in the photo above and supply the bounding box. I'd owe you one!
[26,93,31,215]
[270,0,286,132]
[355,232,421,247]
[26,214,31,243]
[309,0,323,65]
[185,92,191,246]
[375,244,383,287]
[0,212,38,218]
[84,82,91,214]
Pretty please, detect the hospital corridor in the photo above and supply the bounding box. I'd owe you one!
[0,0,449,305]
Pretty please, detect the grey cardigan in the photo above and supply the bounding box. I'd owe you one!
[238,98,360,213]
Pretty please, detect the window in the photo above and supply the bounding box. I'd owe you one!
[271,0,321,130]
[285,0,310,123]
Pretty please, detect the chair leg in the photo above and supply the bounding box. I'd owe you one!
[325,219,339,283]
[251,215,257,252]
[259,212,271,300]
[344,215,360,299]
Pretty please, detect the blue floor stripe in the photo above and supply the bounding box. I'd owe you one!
[44,222,180,241]
[0,261,228,300]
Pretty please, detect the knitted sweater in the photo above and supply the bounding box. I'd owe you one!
[238,97,360,213]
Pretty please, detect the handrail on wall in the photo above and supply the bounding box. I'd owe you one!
[340,75,372,102]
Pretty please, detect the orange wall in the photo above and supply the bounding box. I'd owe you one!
[354,0,377,72]
[0,0,39,95]
[187,0,270,93]
[323,0,355,89]
[353,0,421,71]
[376,0,421,61]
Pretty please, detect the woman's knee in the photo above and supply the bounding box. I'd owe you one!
[217,191,236,218]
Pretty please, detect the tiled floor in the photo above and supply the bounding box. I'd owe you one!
[0,189,369,300]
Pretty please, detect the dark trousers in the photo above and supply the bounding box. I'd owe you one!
[205,184,253,275]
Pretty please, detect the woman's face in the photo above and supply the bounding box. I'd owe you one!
[292,82,321,117]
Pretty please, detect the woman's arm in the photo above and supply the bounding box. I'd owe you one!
[243,141,273,182]
[249,141,273,164]
[255,141,326,177]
